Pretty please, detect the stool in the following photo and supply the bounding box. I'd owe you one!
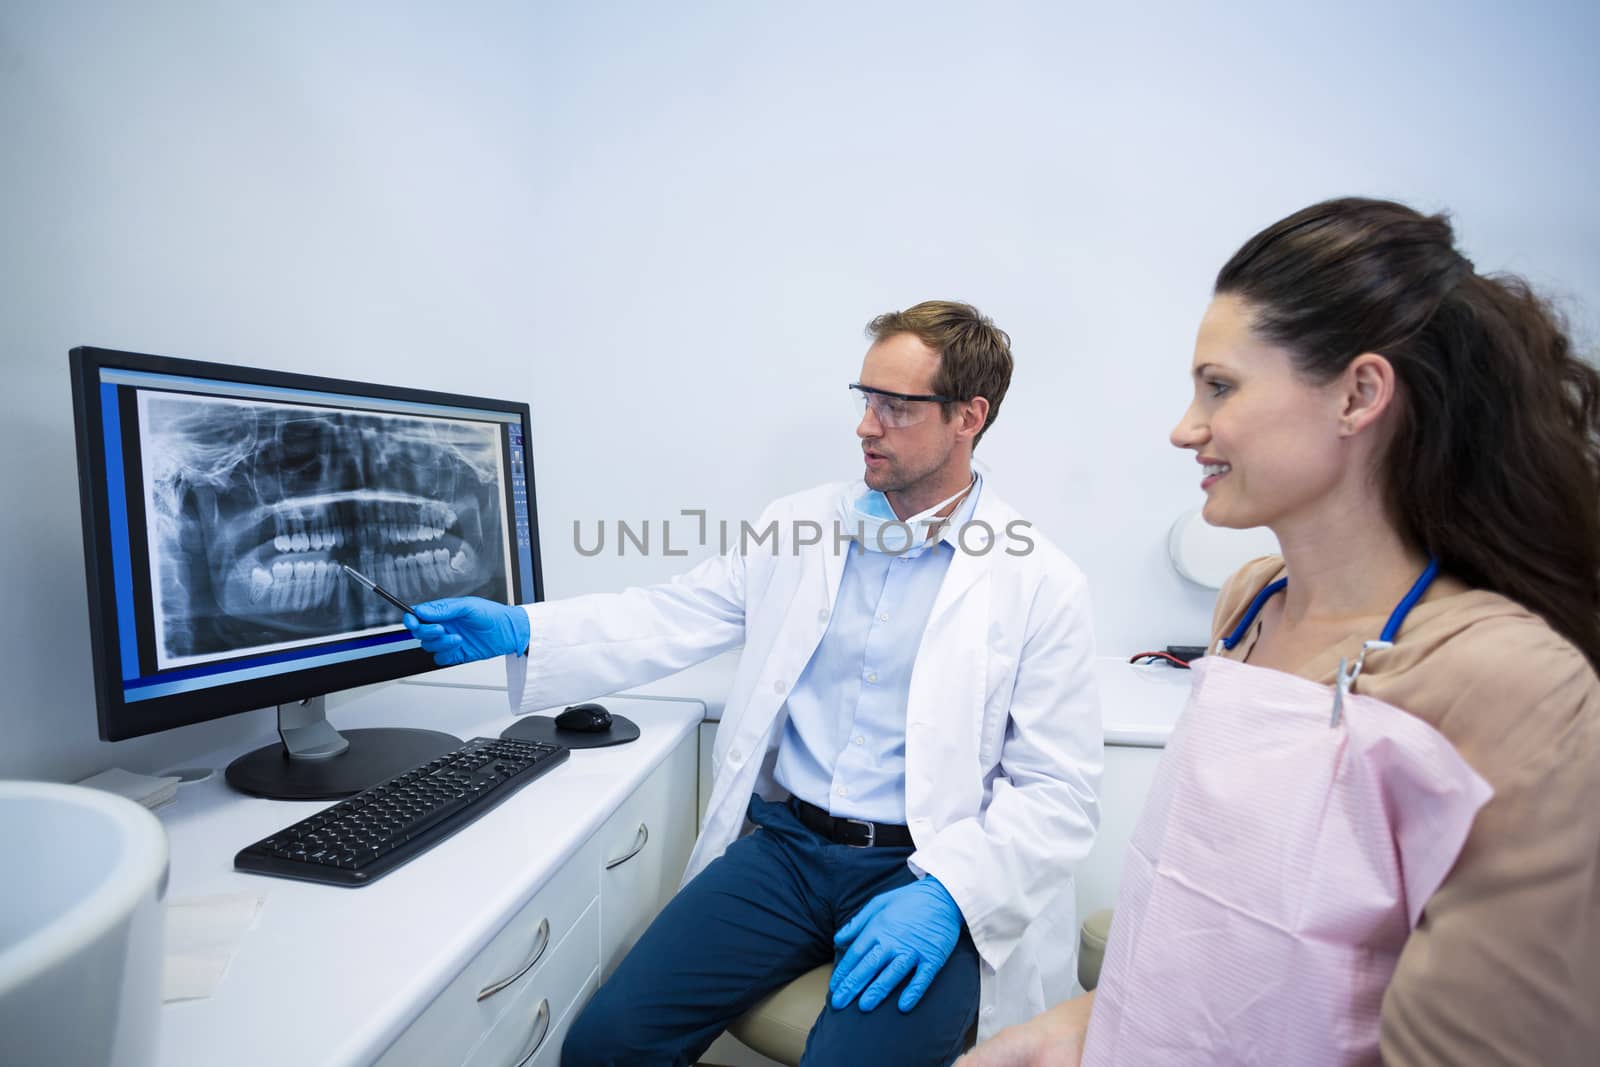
[724,914,1119,1064]
[727,963,982,1065]
[1078,908,1114,991]
[727,964,832,1065]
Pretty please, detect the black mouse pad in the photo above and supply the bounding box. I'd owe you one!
[499,713,641,749]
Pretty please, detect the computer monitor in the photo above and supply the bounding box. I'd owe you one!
[70,345,543,800]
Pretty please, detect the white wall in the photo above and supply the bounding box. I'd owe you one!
[3,0,1596,782]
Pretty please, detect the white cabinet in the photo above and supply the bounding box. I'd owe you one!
[461,903,601,1067]
[1073,743,1165,920]
[1073,660,1191,920]
[373,729,698,1066]
[598,728,699,980]
[522,971,601,1067]
[373,841,601,1067]
[698,721,717,827]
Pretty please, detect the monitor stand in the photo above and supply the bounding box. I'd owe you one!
[225,695,461,800]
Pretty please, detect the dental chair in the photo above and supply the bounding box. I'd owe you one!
[725,908,1117,1067]
[726,964,832,1065]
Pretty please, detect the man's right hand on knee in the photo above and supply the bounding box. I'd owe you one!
[829,876,964,1013]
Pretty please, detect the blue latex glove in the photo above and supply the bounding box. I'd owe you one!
[404,597,530,666]
[830,875,963,1013]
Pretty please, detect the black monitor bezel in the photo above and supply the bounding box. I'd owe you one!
[70,344,544,742]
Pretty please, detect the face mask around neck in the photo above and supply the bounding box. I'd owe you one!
[838,478,974,555]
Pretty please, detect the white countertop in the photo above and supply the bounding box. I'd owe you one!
[155,684,702,1067]
[1094,658,1193,746]
[410,654,1194,746]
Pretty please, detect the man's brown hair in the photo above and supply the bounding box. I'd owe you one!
[866,300,1013,447]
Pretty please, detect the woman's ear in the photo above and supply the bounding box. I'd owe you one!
[1338,353,1397,436]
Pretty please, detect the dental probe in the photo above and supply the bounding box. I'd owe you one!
[339,563,424,620]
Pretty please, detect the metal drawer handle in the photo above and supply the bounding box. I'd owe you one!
[605,823,649,870]
[511,998,551,1067]
[477,918,551,1001]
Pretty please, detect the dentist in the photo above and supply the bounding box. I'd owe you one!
[405,301,1101,1066]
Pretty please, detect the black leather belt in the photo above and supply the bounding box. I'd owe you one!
[793,798,914,848]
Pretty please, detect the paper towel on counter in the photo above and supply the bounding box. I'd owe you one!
[162,894,264,1002]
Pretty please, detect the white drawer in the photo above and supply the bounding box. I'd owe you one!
[375,851,601,1067]
[526,968,600,1067]
[464,902,601,1067]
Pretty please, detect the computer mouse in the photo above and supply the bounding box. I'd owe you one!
[555,702,613,733]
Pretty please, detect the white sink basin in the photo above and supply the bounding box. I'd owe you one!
[0,781,169,1067]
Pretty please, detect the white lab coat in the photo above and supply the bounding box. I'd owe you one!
[505,480,1102,1038]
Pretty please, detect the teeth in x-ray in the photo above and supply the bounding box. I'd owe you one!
[243,545,479,607]
[226,497,488,624]
[251,557,343,608]
[266,515,456,553]
[367,548,477,601]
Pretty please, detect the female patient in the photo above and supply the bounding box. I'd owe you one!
[962,197,1600,1065]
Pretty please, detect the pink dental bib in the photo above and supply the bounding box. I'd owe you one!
[1083,655,1491,1066]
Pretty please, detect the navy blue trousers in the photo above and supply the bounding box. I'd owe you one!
[562,795,979,1066]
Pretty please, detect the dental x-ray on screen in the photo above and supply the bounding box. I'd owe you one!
[138,392,512,669]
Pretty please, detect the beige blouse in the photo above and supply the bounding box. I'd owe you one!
[1211,557,1600,1066]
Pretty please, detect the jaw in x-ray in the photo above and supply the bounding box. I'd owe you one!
[140,392,510,667]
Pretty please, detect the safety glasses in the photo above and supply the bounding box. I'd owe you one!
[849,383,955,429]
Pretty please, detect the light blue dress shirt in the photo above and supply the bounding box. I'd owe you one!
[772,477,983,823]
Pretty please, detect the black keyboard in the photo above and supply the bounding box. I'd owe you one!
[235,737,568,887]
